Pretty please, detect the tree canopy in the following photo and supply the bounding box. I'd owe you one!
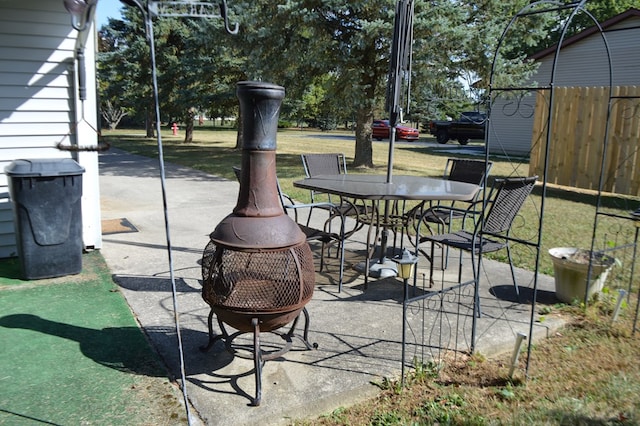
[96,0,632,166]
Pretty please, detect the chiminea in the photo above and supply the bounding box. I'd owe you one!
[200,81,316,406]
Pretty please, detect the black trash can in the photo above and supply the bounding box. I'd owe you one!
[5,159,85,280]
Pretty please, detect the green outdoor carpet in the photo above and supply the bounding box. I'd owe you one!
[0,251,187,425]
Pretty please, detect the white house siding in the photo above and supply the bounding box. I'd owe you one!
[487,91,538,158]
[0,1,102,258]
[488,12,640,157]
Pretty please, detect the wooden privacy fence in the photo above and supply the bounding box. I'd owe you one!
[529,86,640,196]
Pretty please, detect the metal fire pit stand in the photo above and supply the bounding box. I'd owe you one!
[199,308,316,406]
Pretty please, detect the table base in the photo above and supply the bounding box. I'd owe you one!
[354,257,398,279]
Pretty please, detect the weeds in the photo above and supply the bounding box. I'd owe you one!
[411,359,442,382]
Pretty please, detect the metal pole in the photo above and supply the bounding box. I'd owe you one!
[146,12,193,426]
[120,1,192,423]
[508,333,527,378]
[611,289,627,324]
[401,276,408,386]
[375,0,414,272]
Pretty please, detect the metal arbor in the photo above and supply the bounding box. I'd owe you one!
[400,0,640,382]
[487,0,640,379]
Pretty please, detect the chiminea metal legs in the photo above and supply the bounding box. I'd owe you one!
[199,308,317,406]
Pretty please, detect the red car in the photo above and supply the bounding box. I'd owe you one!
[372,119,419,141]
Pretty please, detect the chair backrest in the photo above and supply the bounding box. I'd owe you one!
[482,176,537,235]
[445,158,493,186]
[301,153,347,178]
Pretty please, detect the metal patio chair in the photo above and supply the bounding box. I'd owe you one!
[415,176,538,315]
[300,153,375,238]
[410,158,493,268]
[233,166,347,291]
[301,153,348,206]
[424,158,493,226]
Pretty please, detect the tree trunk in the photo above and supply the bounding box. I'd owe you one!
[184,121,193,143]
[353,107,374,168]
[145,108,155,138]
[184,107,195,143]
[234,108,243,150]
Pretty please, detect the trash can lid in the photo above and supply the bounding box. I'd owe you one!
[5,158,85,177]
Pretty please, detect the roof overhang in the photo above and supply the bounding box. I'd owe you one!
[529,8,640,61]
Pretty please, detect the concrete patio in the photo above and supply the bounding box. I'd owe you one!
[99,148,563,425]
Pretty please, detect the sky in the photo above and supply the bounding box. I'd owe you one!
[96,0,123,28]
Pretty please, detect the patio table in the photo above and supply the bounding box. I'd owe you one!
[293,174,480,282]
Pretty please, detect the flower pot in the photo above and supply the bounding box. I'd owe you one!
[548,247,615,303]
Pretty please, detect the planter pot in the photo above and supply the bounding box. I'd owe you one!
[548,247,615,303]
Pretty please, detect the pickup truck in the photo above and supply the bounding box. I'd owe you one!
[428,111,486,145]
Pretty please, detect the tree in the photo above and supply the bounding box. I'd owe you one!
[232,0,394,168]
[101,100,128,130]
[98,1,558,163]
[98,10,246,143]
[177,18,246,143]
[567,0,638,36]
[98,10,156,137]
[231,1,553,168]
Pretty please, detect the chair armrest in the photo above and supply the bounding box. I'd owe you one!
[281,193,345,229]
[283,200,339,210]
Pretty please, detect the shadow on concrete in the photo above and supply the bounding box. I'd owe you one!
[491,284,559,305]
[114,275,201,293]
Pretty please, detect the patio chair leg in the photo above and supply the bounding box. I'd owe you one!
[363,209,380,290]
[506,244,521,302]
[442,220,452,270]
[470,253,481,318]
[338,219,345,292]
[306,205,317,228]
[364,230,371,289]
[457,247,464,284]
[319,242,326,272]
[429,240,436,287]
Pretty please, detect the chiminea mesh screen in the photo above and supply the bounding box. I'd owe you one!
[202,240,315,313]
